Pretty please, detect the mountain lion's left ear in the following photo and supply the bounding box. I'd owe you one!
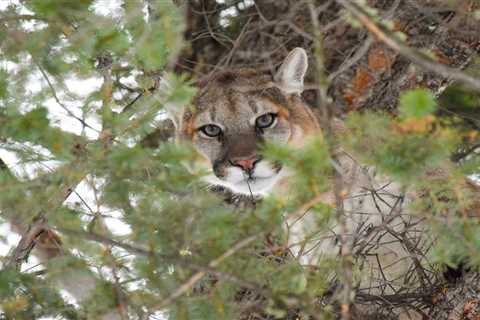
[274,47,308,94]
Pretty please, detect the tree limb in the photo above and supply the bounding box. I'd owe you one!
[336,0,480,91]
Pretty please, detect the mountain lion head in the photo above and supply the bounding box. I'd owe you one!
[172,48,320,195]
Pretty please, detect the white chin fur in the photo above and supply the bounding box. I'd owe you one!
[203,161,285,196]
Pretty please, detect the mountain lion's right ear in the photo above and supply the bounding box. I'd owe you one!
[274,47,308,94]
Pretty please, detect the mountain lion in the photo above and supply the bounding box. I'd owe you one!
[172,48,318,196]
[170,48,479,318]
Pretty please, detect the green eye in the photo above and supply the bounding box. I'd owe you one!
[199,124,222,137]
[255,113,277,129]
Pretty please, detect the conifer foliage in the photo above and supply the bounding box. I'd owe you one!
[0,1,479,319]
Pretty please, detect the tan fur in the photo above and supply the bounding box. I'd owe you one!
[175,49,318,195]
[175,48,477,318]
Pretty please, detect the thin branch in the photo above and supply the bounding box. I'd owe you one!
[151,234,260,310]
[58,226,265,293]
[336,0,480,91]
[327,36,373,82]
[452,143,480,162]
[57,227,153,256]
[308,1,353,318]
[36,64,99,132]
[121,92,144,114]
[0,14,47,23]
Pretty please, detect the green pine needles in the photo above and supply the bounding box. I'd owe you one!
[0,1,479,320]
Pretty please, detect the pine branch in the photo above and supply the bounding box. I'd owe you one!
[0,14,47,23]
[151,234,261,311]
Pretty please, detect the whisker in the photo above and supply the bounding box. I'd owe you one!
[243,172,255,204]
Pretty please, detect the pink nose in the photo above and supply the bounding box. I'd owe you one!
[233,157,259,171]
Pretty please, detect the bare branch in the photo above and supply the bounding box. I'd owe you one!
[336,0,480,91]
[152,234,260,311]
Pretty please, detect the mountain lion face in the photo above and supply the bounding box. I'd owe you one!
[174,48,319,195]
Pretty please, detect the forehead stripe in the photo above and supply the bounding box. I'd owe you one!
[209,106,216,122]
[225,89,239,113]
[248,100,258,113]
